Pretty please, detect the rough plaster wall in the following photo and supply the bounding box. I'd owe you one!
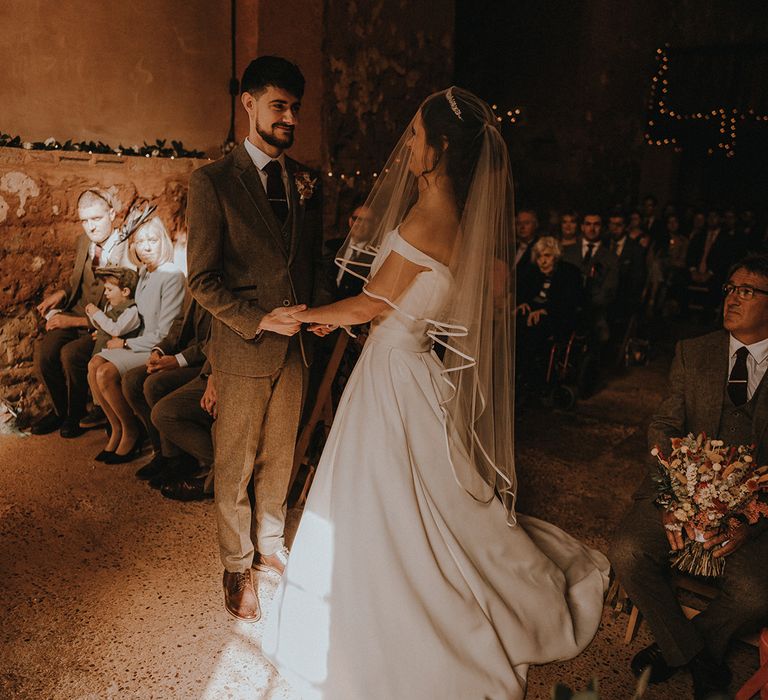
[322,0,455,235]
[0,147,206,422]
[0,0,231,156]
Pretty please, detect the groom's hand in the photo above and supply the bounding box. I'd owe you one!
[258,304,306,336]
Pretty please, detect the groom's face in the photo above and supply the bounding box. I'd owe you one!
[243,86,301,153]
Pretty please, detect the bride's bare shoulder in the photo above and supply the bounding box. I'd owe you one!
[399,205,458,264]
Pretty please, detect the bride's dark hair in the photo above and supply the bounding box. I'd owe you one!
[419,89,487,213]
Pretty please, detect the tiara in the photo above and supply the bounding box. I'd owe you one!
[445,87,463,121]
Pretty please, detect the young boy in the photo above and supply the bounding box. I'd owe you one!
[85,267,141,353]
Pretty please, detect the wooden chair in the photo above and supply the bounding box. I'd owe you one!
[288,331,350,507]
[617,573,760,648]
[609,572,767,698]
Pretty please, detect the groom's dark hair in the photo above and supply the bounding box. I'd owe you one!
[240,56,305,99]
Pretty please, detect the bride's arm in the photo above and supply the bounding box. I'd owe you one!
[293,251,429,326]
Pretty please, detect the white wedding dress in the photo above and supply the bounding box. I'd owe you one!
[263,229,610,700]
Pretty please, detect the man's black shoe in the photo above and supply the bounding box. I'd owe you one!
[690,651,731,700]
[161,477,212,502]
[630,643,679,684]
[30,412,63,435]
[148,454,197,489]
[135,453,167,480]
[80,406,107,429]
[59,420,85,438]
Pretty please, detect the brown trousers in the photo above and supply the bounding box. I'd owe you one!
[213,345,305,572]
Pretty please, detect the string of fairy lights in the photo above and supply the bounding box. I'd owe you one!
[2,100,523,180]
[322,102,523,182]
[645,45,768,158]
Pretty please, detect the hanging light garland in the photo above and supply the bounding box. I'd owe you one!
[322,102,523,183]
[645,45,768,158]
[0,133,206,159]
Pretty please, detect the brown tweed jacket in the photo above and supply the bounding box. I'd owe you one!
[638,329,768,527]
[186,144,327,377]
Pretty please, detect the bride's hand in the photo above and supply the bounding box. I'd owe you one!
[307,323,338,337]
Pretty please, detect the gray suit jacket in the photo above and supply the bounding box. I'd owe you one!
[156,291,212,368]
[186,144,327,377]
[639,330,768,531]
[62,232,132,312]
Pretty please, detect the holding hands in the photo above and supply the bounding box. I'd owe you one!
[259,304,307,336]
[258,304,338,338]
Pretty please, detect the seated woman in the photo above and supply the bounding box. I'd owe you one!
[515,236,583,391]
[88,218,186,463]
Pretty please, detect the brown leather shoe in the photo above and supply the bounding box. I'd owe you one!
[222,569,260,622]
[255,546,289,577]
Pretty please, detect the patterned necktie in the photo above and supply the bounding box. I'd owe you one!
[264,160,289,228]
[91,244,103,270]
[728,346,749,406]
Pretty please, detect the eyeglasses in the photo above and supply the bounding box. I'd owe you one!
[722,283,768,300]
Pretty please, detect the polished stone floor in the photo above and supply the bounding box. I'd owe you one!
[0,346,759,699]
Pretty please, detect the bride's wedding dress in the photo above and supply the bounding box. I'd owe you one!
[263,228,610,699]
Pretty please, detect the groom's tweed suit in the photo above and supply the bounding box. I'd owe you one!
[610,330,768,666]
[187,143,326,571]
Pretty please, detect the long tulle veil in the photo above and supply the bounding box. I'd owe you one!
[335,87,517,523]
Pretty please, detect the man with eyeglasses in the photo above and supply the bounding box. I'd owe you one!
[610,254,768,700]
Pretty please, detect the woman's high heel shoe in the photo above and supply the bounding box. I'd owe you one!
[104,426,146,465]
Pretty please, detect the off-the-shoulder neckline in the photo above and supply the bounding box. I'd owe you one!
[392,226,450,270]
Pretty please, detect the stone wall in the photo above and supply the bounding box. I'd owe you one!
[0,147,207,423]
[321,0,455,235]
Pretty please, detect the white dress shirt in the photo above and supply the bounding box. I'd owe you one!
[89,228,124,265]
[243,138,291,211]
[728,334,768,400]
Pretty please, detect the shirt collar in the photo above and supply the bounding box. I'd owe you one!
[729,334,768,364]
[582,238,600,251]
[91,228,120,252]
[243,138,286,172]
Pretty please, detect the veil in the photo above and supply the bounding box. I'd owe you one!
[335,87,517,523]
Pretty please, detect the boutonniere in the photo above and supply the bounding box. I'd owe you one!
[294,171,317,202]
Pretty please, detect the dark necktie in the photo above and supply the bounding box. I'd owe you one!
[728,346,749,406]
[264,160,289,228]
[91,244,103,270]
[583,243,595,265]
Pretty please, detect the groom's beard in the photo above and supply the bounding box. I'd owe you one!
[256,119,295,149]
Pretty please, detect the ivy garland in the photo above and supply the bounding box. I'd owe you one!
[0,134,205,159]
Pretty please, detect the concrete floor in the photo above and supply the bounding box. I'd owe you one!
[0,352,759,699]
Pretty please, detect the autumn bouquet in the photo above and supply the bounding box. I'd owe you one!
[652,433,768,576]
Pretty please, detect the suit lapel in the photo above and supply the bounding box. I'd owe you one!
[701,332,729,437]
[233,145,288,258]
[753,359,768,451]
[285,159,304,265]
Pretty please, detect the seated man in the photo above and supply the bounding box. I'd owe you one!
[122,292,211,483]
[33,189,133,437]
[152,367,216,501]
[609,254,768,699]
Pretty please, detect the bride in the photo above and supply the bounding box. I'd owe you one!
[263,87,609,699]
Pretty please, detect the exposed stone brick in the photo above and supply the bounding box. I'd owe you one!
[0,146,208,423]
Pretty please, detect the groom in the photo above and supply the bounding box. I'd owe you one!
[187,56,328,622]
[610,254,768,699]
